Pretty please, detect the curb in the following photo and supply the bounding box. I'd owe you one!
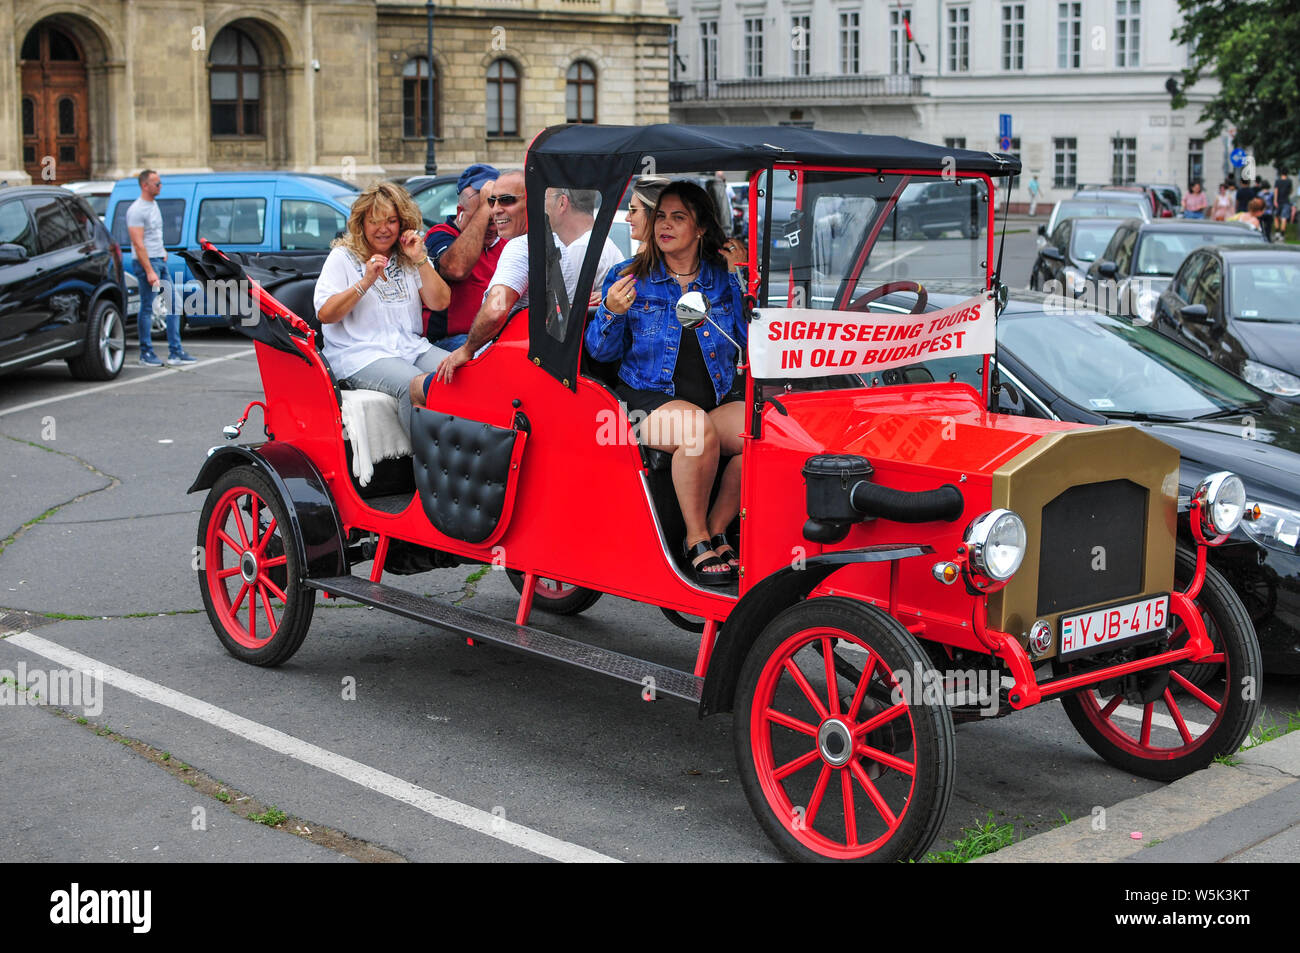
[975,729,1300,863]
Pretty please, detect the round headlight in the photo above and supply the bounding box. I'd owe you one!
[1194,471,1247,536]
[965,509,1027,582]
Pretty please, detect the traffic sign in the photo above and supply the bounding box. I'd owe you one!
[1230,148,1247,168]
[999,136,1012,152]
[999,114,1012,140]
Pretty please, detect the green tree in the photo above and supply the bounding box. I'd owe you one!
[1173,0,1300,169]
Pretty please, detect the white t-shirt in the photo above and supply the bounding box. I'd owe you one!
[488,229,622,310]
[313,246,430,379]
[126,198,165,258]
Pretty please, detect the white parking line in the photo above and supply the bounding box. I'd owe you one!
[6,630,619,864]
[868,245,923,273]
[1113,701,1210,736]
[0,350,253,419]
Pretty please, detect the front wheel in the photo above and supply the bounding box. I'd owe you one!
[505,570,603,615]
[68,299,125,380]
[198,466,315,666]
[734,598,955,862]
[1060,546,1260,781]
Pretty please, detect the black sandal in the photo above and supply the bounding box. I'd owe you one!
[710,534,739,571]
[684,539,735,587]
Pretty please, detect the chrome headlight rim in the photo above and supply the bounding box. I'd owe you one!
[1193,471,1247,537]
[964,508,1028,583]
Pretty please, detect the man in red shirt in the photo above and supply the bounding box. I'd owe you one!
[423,164,504,350]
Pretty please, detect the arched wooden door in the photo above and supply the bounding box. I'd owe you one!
[20,24,91,183]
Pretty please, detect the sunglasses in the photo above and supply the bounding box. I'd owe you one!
[487,194,521,207]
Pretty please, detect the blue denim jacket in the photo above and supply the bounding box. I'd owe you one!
[585,258,748,404]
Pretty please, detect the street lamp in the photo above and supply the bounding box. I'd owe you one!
[424,0,437,175]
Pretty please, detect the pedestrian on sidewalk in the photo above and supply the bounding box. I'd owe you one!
[1212,182,1234,221]
[127,170,195,368]
[1182,181,1208,219]
[1027,175,1040,216]
[1276,172,1294,241]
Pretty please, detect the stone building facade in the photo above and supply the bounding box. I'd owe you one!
[2,0,673,185]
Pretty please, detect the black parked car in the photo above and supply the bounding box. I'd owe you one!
[884,179,982,240]
[1083,218,1260,317]
[869,287,1300,674]
[1028,216,1124,295]
[1155,244,1300,400]
[0,186,126,381]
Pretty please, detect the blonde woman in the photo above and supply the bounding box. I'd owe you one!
[313,182,451,433]
[625,175,671,248]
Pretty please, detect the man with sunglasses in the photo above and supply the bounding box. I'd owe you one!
[423,163,503,351]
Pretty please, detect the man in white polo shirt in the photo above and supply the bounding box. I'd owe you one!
[127,170,195,367]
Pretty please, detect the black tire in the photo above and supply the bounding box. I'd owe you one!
[733,597,955,862]
[895,214,917,241]
[1060,545,1260,781]
[68,299,125,381]
[505,570,603,615]
[198,466,315,666]
[962,216,978,239]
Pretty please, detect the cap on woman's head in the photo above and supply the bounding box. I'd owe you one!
[632,175,672,208]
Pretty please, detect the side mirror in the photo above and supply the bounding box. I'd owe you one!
[1097,261,1119,278]
[1179,303,1210,324]
[1040,246,1065,262]
[675,291,710,328]
[0,243,29,264]
[1037,224,1047,237]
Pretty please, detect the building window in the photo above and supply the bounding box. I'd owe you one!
[744,18,764,78]
[566,61,597,124]
[402,58,440,138]
[1001,4,1025,71]
[669,24,681,82]
[22,97,35,136]
[947,6,970,73]
[1057,2,1081,68]
[840,12,860,75]
[209,27,261,137]
[944,137,967,150]
[57,97,76,136]
[1054,137,1078,188]
[486,59,519,138]
[1112,137,1137,185]
[791,16,811,77]
[1188,138,1205,186]
[1116,0,1141,67]
[700,20,718,82]
[889,8,912,75]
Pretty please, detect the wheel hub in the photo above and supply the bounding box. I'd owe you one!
[239,551,258,583]
[817,718,855,767]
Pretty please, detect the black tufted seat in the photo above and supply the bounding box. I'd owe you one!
[409,407,526,545]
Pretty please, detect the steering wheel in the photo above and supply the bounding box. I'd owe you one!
[846,280,928,314]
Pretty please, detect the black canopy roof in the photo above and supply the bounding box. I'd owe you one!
[527,124,1020,186]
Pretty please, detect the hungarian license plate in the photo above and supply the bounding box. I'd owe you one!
[1059,594,1169,658]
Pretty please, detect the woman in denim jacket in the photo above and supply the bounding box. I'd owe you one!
[585,181,748,586]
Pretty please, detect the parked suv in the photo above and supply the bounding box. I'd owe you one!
[104,173,357,329]
[0,186,126,380]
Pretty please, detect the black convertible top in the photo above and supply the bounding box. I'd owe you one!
[528,124,1020,184]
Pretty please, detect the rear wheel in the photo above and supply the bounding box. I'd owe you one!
[1060,546,1260,781]
[734,598,955,862]
[198,466,314,666]
[505,570,603,616]
[895,214,917,241]
[68,299,125,380]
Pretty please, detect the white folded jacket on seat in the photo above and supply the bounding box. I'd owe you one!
[339,389,411,487]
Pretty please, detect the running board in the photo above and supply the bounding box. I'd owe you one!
[306,575,704,703]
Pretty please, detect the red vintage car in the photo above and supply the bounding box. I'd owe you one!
[188,125,1260,862]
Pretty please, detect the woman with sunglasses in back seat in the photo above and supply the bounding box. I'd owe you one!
[313,182,451,435]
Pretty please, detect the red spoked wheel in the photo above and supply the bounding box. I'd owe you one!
[734,598,955,862]
[1060,546,1260,781]
[506,570,602,616]
[198,466,314,666]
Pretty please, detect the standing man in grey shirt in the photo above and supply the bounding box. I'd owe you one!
[127,170,194,367]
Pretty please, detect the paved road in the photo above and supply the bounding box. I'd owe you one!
[2,319,1295,863]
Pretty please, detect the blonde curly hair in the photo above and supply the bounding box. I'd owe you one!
[334,181,424,265]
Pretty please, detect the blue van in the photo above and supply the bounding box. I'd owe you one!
[105,173,357,328]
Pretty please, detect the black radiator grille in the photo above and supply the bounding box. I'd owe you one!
[1037,479,1146,615]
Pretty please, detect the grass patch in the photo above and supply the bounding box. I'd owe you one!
[1240,708,1300,751]
[248,806,288,827]
[464,565,490,585]
[925,812,1017,862]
